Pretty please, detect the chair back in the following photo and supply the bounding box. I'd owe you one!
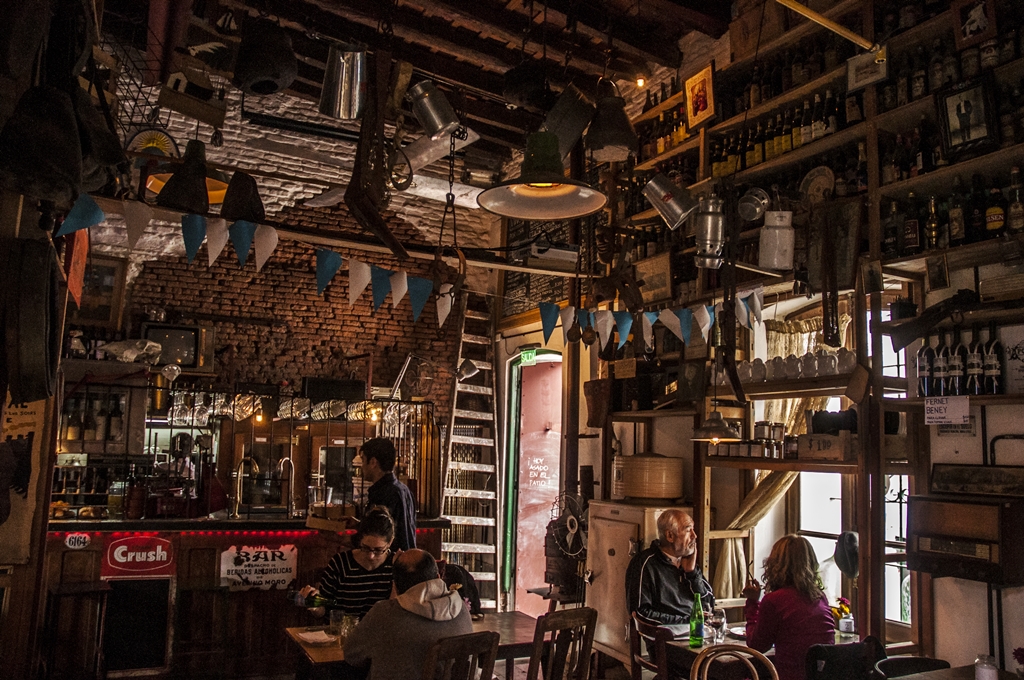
[629,612,675,680]
[421,631,500,680]
[875,656,951,679]
[689,644,779,680]
[806,636,887,680]
[525,607,598,680]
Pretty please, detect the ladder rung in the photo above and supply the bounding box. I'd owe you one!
[454,408,494,421]
[457,384,493,396]
[465,310,490,320]
[457,359,492,371]
[469,572,496,581]
[462,333,490,345]
[451,435,495,447]
[444,515,497,526]
[479,599,497,609]
[448,462,495,473]
[443,542,496,554]
[445,488,496,500]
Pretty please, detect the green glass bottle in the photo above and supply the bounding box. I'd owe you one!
[689,593,705,648]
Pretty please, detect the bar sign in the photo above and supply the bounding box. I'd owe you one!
[924,396,969,425]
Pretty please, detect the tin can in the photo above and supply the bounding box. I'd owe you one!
[980,39,1000,70]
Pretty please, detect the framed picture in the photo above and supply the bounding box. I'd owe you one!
[926,255,950,292]
[71,254,127,330]
[685,63,715,129]
[634,252,673,305]
[676,361,707,403]
[937,77,999,161]
[952,0,997,50]
[862,259,884,295]
[846,49,888,93]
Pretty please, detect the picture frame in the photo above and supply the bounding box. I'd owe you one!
[846,49,888,93]
[926,255,950,292]
[936,77,999,161]
[952,0,997,51]
[71,254,128,330]
[676,360,707,404]
[862,259,884,295]
[634,252,673,306]
[685,63,715,129]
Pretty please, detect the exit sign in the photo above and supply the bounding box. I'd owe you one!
[520,348,537,366]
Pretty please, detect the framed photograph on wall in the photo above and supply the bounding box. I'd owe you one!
[952,0,997,50]
[926,255,950,292]
[71,254,128,330]
[937,77,998,161]
[685,63,715,129]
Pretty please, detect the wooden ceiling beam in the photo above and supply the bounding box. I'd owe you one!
[657,0,730,38]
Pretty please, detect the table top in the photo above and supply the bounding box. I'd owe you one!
[900,666,1018,680]
[287,610,539,667]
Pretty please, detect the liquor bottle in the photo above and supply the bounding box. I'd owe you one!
[749,65,762,108]
[771,58,784,98]
[689,593,705,648]
[856,142,869,193]
[764,117,777,162]
[642,89,654,114]
[883,200,902,259]
[791,50,806,88]
[968,174,988,243]
[108,396,124,441]
[948,327,968,396]
[896,55,911,108]
[774,112,786,156]
[948,175,967,246]
[95,398,108,441]
[808,40,824,80]
[966,325,985,396]
[791,107,803,149]
[1008,166,1024,233]
[984,322,1004,394]
[656,114,667,156]
[780,110,793,155]
[917,335,936,397]
[925,195,942,250]
[799,99,813,147]
[986,184,1007,237]
[66,399,82,441]
[824,89,839,135]
[902,192,922,255]
[811,93,826,140]
[711,141,723,178]
[929,39,945,93]
[932,331,950,397]
[83,398,97,441]
[911,46,929,100]
[760,62,773,101]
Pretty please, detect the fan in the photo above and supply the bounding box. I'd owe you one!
[549,493,588,559]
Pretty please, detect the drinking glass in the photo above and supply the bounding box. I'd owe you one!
[709,607,727,644]
[329,609,344,638]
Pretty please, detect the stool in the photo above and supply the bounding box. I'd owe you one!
[41,581,112,680]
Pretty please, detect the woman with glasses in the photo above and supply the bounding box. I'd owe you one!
[304,508,396,618]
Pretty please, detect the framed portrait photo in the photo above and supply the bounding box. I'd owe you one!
[952,0,997,50]
[685,63,715,129]
[926,255,950,292]
[71,254,128,330]
[937,77,999,161]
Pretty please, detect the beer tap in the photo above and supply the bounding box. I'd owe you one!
[277,457,297,518]
[231,457,260,519]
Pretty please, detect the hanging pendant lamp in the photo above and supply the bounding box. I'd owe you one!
[643,174,699,231]
[232,17,297,95]
[585,79,638,163]
[477,132,607,220]
[154,140,225,214]
[220,171,266,223]
[691,410,741,444]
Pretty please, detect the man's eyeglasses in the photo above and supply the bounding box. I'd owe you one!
[358,545,390,556]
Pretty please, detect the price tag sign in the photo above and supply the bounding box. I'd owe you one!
[925,396,970,425]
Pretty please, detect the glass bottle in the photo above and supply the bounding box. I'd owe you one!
[883,200,902,259]
[749,65,762,108]
[925,195,943,250]
[949,175,967,247]
[656,114,667,156]
[928,38,945,93]
[791,50,806,88]
[896,55,911,108]
[984,322,1003,395]
[799,99,813,147]
[986,184,1007,238]
[911,46,929,100]
[642,89,654,114]
[917,335,935,397]
[856,142,869,193]
[811,93,826,141]
[1008,166,1024,233]
[780,110,793,155]
[689,593,705,648]
[902,191,922,255]
[968,174,988,243]
[933,331,950,397]
[948,327,968,396]
[824,89,838,135]
[764,116,777,162]
[966,325,985,396]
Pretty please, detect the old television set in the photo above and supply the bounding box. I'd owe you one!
[142,323,215,373]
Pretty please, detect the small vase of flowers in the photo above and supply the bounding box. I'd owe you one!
[831,597,854,632]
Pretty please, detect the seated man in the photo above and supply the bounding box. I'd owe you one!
[625,509,714,629]
[344,549,473,680]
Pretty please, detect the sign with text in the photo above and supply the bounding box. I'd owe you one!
[64,533,91,550]
[220,544,297,591]
[925,396,970,425]
[102,534,175,578]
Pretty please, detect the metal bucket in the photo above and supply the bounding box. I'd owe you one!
[319,44,367,120]
[642,173,698,231]
[408,80,460,140]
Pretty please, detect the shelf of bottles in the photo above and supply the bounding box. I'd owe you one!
[909,321,1010,401]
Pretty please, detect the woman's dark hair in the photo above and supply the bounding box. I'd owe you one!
[762,534,825,603]
[353,507,395,545]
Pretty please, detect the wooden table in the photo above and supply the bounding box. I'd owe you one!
[900,667,1018,680]
[666,637,774,680]
[286,610,539,679]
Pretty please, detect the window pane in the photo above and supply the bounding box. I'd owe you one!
[866,311,906,378]
[884,475,909,543]
[885,560,911,623]
[800,472,842,535]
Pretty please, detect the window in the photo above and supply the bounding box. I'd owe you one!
[884,475,911,624]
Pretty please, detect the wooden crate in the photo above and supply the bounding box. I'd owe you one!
[798,430,856,461]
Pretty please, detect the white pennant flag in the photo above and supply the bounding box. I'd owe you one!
[694,305,712,341]
[205,218,229,266]
[390,271,408,308]
[254,224,278,272]
[349,259,371,306]
[595,310,614,350]
[735,296,750,330]
[749,286,764,324]
[437,283,453,326]
[658,308,684,342]
[559,305,576,344]
[122,200,153,251]
[641,313,655,351]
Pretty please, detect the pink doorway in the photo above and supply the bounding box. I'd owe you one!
[514,360,562,618]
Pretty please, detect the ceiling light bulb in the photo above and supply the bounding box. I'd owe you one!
[636,76,646,88]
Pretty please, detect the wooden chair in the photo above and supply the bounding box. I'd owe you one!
[629,612,676,680]
[689,644,780,680]
[875,656,951,679]
[806,636,887,680]
[421,630,500,680]
[525,607,598,680]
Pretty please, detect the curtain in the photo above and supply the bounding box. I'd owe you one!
[711,314,852,598]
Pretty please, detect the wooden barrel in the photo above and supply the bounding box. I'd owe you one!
[616,453,685,499]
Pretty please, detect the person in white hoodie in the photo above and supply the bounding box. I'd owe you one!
[344,549,473,680]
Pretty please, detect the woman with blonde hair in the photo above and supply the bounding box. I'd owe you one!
[742,535,835,680]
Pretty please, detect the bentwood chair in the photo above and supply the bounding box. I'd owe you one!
[525,607,598,680]
[806,636,887,680]
[689,644,779,680]
[421,630,499,680]
[874,656,951,678]
[629,612,676,680]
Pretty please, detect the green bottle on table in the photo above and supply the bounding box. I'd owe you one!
[689,593,705,648]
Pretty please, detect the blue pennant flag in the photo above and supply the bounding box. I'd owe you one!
[371,266,392,311]
[644,311,660,326]
[57,193,104,236]
[539,302,560,345]
[228,220,257,267]
[181,214,207,264]
[576,309,593,330]
[612,311,633,349]
[315,249,342,295]
[407,276,433,322]
[706,305,716,328]
[676,308,694,344]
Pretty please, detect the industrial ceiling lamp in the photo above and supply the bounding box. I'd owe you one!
[319,44,367,120]
[585,79,638,164]
[477,131,607,220]
[232,17,298,95]
[408,81,461,141]
[692,317,741,445]
[693,193,726,269]
[456,359,480,382]
[643,174,699,231]
[154,140,227,213]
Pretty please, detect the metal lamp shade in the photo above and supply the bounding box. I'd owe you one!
[642,174,698,231]
[318,44,366,120]
[221,171,266,223]
[155,140,217,214]
[693,195,726,269]
[585,94,638,163]
[456,359,480,382]
[477,132,607,220]
[542,84,595,161]
[232,18,297,95]
[692,410,741,444]
[409,81,460,141]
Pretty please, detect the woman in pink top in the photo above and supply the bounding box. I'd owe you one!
[743,535,836,680]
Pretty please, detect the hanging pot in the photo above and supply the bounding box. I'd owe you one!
[408,81,460,141]
[319,44,367,120]
[693,194,726,269]
[232,17,297,95]
[758,209,795,270]
[642,174,698,231]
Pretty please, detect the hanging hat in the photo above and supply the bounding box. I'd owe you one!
[232,17,297,95]
[834,531,860,579]
[221,171,265,223]
[156,139,210,214]
[0,86,82,209]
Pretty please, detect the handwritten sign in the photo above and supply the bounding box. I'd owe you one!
[220,544,297,591]
[925,396,969,425]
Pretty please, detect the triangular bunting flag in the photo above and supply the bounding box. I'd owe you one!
[595,310,614,350]
[539,302,560,345]
[390,271,408,308]
[315,249,342,295]
[612,311,633,349]
[181,214,207,264]
[748,286,764,324]
[694,305,711,342]
[659,308,683,342]
[57,193,104,236]
[559,305,576,344]
[676,308,694,344]
[736,296,751,330]
[408,276,432,322]
[576,309,593,331]
[437,283,454,327]
[228,220,257,267]
[206,218,229,266]
[371,266,392,311]
[348,259,371,306]
[254,224,278,272]
[643,311,659,351]
[122,200,152,250]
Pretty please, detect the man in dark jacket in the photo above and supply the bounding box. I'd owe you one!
[362,438,417,551]
[625,509,714,627]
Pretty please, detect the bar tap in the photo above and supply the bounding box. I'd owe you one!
[231,457,260,519]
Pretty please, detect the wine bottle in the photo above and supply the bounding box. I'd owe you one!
[799,99,813,148]
[774,112,787,156]
[824,89,838,135]
[968,174,988,243]
[750,65,762,108]
[689,593,705,648]
[925,195,942,250]
[948,175,967,246]
[765,116,777,162]
[986,184,1007,238]
[811,93,826,140]
[66,399,83,441]
[781,109,794,155]
[984,322,1004,395]
[917,335,936,397]
[966,325,985,396]
[642,89,654,113]
[1008,166,1024,233]
[883,200,902,259]
[933,331,950,397]
[948,327,968,396]
[902,192,922,256]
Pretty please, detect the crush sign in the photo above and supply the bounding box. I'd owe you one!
[219,544,297,591]
[102,534,175,578]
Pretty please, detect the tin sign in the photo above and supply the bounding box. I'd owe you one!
[220,544,297,591]
[102,534,175,578]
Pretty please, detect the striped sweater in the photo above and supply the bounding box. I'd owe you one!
[318,550,394,618]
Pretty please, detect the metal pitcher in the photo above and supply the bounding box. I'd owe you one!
[319,44,367,120]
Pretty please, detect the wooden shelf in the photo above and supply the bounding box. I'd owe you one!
[729,373,856,400]
[609,408,697,422]
[881,394,1024,408]
[876,303,1024,336]
[684,273,796,308]
[873,96,935,133]
[633,91,684,126]
[635,135,701,172]
[878,141,1024,199]
[706,456,859,473]
[880,231,1024,274]
[733,121,868,183]
[628,206,660,221]
[687,177,715,194]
